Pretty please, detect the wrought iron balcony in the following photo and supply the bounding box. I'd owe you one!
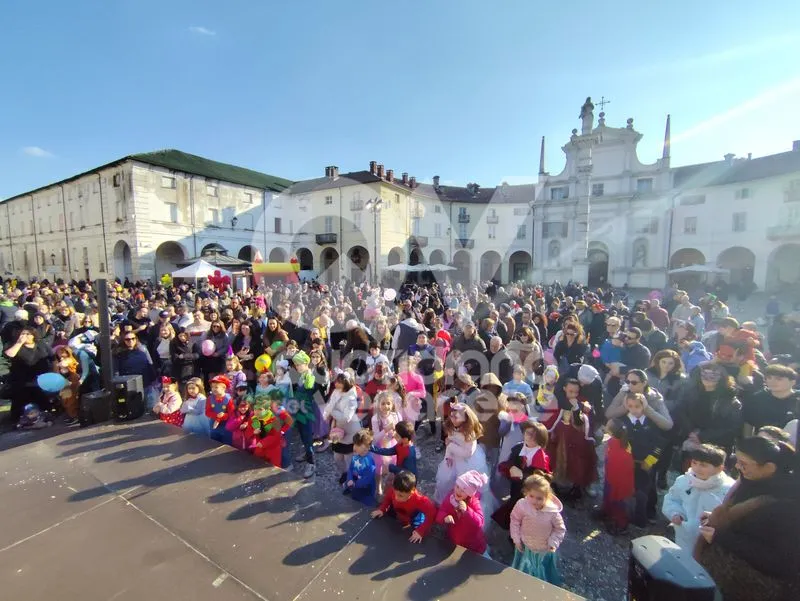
[455,238,475,249]
[767,224,800,240]
[409,236,428,248]
[316,233,338,245]
[486,215,499,224]
[458,214,471,223]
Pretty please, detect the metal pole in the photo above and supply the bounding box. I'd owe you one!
[373,207,378,284]
[97,174,110,278]
[96,278,114,393]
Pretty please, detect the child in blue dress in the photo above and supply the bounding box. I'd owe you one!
[344,429,377,505]
[181,377,210,436]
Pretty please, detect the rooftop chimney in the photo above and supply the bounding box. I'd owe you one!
[324,166,332,177]
[331,166,339,180]
[369,161,377,175]
[724,153,735,164]
[401,172,409,185]
[409,176,417,188]
[747,153,752,160]
[386,169,394,183]
[793,140,800,152]
[433,175,441,191]
[376,164,385,178]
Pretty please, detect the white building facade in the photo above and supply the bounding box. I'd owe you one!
[2,101,799,291]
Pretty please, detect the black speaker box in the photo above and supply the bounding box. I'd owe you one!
[628,535,717,601]
[112,374,145,421]
[79,390,112,427]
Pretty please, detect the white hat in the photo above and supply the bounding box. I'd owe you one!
[14,309,28,321]
[577,364,599,384]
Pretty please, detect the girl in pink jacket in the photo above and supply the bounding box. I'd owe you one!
[510,473,566,585]
[436,470,489,555]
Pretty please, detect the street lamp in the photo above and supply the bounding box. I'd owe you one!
[528,199,536,283]
[231,216,238,228]
[50,252,55,266]
[365,197,383,284]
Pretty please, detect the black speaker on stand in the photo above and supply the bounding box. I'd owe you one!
[112,374,145,421]
[628,535,717,601]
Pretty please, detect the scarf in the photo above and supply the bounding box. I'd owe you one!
[686,470,727,491]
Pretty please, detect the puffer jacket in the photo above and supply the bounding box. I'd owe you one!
[510,495,566,553]
[323,388,361,444]
[662,470,735,550]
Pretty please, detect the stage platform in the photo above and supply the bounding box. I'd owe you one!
[0,420,583,601]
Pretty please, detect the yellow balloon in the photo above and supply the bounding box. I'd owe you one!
[254,354,272,373]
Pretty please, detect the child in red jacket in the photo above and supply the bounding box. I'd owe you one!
[436,469,489,555]
[371,471,437,544]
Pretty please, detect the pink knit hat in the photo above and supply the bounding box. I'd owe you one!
[455,470,488,497]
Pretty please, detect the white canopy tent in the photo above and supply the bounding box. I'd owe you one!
[172,259,232,279]
[667,264,730,275]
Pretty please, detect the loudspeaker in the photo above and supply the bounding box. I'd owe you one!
[112,374,145,421]
[628,535,716,601]
[79,390,112,427]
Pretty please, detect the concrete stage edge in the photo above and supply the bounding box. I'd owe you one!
[0,421,584,601]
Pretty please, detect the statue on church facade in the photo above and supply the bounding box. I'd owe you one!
[579,97,594,134]
[633,239,648,268]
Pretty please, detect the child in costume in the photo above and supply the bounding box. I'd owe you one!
[54,346,81,424]
[206,375,234,445]
[17,403,52,430]
[226,397,256,451]
[274,360,293,398]
[623,391,664,527]
[434,403,495,523]
[494,419,551,529]
[548,378,597,501]
[344,429,377,505]
[254,370,275,396]
[503,365,534,403]
[497,393,533,464]
[370,420,418,477]
[371,470,437,544]
[371,390,401,496]
[181,377,209,436]
[436,470,489,555]
[510,473,566,585]
[251,390,293,468]
[153,376,184,427]
[291,351,318,479]
[324,371,362,486]
[600,418,635,534]
[662,444,734,550]
[534,365,560,430]
[225,355,247,394]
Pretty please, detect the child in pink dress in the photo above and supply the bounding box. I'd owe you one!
[371,391,402,496]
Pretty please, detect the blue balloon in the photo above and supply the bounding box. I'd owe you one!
[37,372,68,393]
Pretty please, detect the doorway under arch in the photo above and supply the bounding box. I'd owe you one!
[387,247,405,266]
[452,250,471,285]
[480,250,502,283]
[269,247,287,263]
[766,244,800,292]
[113,240,133,280]
[409,247,424,266]
[587,242,609,288]
[429,249,447,265]
[154,241,186,279]
[669,248,706,270]
[296,247,313,271]
[717,246,755,286]
[508,250,531,282]
[238,245,258,262]
[320,248,340,284]
[347,246,370,283]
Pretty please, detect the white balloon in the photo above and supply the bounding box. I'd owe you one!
[383,288,397,302]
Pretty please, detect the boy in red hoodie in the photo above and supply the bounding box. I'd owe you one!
[371,471,437,543]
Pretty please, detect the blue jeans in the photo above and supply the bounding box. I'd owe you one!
[295,420,314,464]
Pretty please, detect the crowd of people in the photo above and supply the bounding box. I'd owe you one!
[1,275,798,599]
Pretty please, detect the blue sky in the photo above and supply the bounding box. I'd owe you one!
[1,0,798,198]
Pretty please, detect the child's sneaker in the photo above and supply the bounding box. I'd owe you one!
[302,463,316,479]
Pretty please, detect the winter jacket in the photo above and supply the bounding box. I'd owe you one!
[498,443,551,504]
[225,410,257,451]
[371,442,417,476]
[605,387,673,431]
[436,493,487,554]
[676,385,742,452]
[510,495,566,553]
[553,339,588,369]
[392,318,424,356]
[116,348,156,388]
[643,329,670,356]
[681,341,713,375]
[377,488,437,538]
[644,369,686,407]
[662,470,735,550]
[398,371,425,422]
[323,388,361,444]
[620,342,651,373]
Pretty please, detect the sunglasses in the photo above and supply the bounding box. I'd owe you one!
[565,331,577,335]
[700,370,722,381]
[626,379,641,385]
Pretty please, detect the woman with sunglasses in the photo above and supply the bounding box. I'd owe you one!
[675,362,742,461]
[695,436,799,601]
[553,324,588,373]
[605,369,673,431]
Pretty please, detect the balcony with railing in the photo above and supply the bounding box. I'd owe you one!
[455,238,475,249]
[316,233,338,245]
[349,200,364,211]
[486,215,499,224]
[409,236,428,248]
[767,223,800,240]
[457,213,470,223]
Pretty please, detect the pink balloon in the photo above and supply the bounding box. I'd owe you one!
[201,339,216,357]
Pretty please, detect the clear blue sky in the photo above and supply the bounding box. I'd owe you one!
[1,0,798,198]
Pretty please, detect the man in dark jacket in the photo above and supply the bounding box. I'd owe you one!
[620,328,652,373]
[640,319,669,356]
[486,336,514,384]
[587,303,608,345]
[453,321,487,377]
